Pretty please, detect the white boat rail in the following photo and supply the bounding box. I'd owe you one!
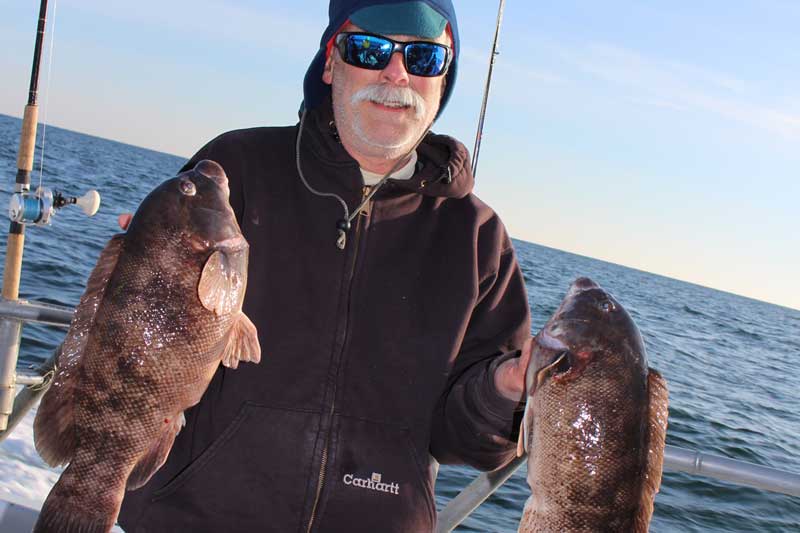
[435,445,800,532]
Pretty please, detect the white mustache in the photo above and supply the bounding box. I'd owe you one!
[351,84,426,119]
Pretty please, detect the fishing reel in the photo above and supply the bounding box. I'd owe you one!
[8,186,101,226]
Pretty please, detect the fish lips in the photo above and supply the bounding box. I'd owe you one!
[183,206,243,252]
[527,322,596,395]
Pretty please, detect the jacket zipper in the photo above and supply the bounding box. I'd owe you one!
[305,186,371,532]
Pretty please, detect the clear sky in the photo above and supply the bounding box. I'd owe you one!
[1,1,798,310]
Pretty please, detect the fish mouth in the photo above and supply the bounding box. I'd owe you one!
[185,207,241,251]
[530,329,570,392]
[535,350,571,389]
[192,206,237,227]
[530,325,594,391]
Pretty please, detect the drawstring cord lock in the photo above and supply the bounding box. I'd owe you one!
[336,219,351,250]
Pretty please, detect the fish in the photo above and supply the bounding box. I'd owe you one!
[32,160,261,533]
[516,277,668,533]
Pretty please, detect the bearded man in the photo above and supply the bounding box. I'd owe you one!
[118,1,532,531]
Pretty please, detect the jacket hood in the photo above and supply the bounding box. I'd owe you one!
[302,0,460,121]
[301,102,474,200]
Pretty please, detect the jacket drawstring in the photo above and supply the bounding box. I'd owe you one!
[294,109,436,250]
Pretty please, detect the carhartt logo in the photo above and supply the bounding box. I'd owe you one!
[343,472,399,495]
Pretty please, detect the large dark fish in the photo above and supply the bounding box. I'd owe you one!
[517,277,668,532]
[32,160,261,533]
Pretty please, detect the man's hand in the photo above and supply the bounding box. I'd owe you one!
[118,213,132,230]
[494,336,533,402]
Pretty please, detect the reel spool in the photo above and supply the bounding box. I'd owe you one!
[8,187,101,226]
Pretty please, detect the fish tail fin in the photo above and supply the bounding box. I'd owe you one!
[33,463,119,533]
[634,368,669,533]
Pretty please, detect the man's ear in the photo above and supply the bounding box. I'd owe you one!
[322,53,334,85]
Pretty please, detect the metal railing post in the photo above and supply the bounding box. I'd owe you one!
[0,318,23,431]
[0,347,57,444]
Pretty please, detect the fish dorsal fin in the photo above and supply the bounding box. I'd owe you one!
[198,250,245,316]
[127,412,186,490]
[34,234,126,467]
[220,313,262,369]
[634,368,669,533]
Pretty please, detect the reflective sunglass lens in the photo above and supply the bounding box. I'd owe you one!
[345,35,392,69]
[406,44,448,76]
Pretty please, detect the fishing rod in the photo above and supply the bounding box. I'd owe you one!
[470,0,506,180]
[0,0,100,433]
[435,446,800,532]
[0,0,50,433]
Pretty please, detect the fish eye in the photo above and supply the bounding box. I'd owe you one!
[599,300,616,313]
[180,180,197,196]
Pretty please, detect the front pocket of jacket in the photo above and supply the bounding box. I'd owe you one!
[314,416,436,533]
[143,403,320,532]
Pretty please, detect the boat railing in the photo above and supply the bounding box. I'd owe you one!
[0,298,68,440]
[1,302,799,531]
[0,299,73,328]
[435,446,800,532]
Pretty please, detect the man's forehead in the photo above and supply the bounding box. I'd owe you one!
[342,22,450,46]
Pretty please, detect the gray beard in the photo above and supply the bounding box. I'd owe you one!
[332,73,426,157]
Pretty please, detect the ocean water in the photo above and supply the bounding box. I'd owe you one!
[0,113,798,532]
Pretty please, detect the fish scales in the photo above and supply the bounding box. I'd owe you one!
[523,352,649,530]
[517,277,668,533]
[32,160,261,533]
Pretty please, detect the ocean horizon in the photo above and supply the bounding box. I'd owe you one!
[1,112,794,313]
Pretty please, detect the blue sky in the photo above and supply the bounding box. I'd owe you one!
[1,1,798,310]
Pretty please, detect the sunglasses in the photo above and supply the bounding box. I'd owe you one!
[335,32,452,77]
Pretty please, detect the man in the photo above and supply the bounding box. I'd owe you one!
[119,1,532,531]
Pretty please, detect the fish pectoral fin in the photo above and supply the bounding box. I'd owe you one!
[34,234,126,467]
[634,368,670,533]
[127,412,186,490]
[220,312,262,369]
[198,250,246,316]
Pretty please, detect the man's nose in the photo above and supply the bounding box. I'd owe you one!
[380,51,410,85]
